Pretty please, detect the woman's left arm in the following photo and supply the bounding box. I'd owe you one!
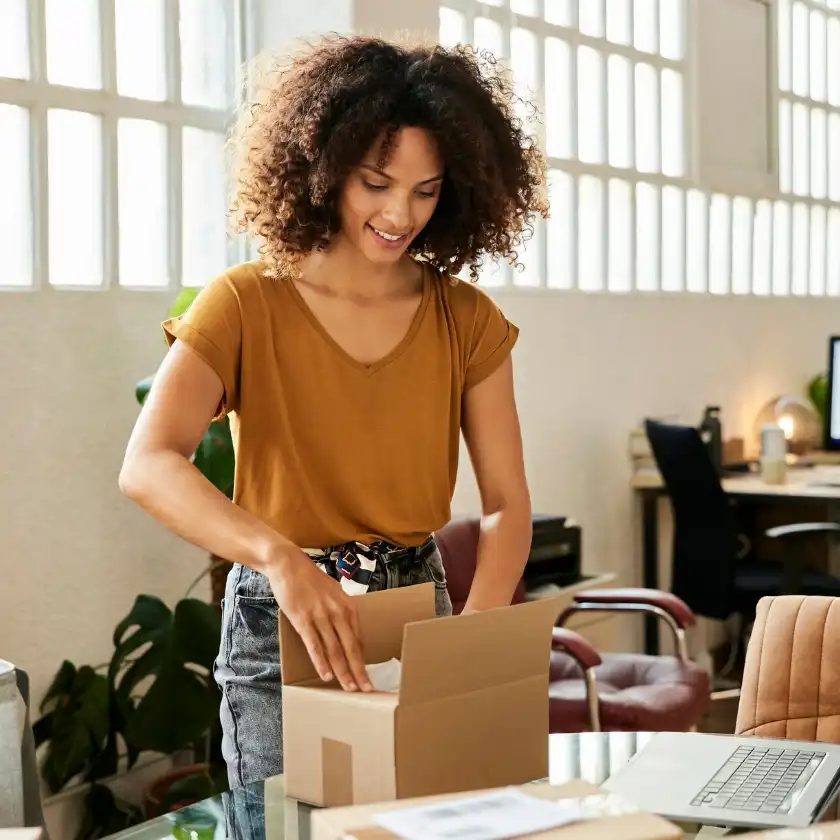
[460,354,532,612]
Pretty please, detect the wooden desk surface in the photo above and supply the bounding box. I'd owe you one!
[632,465,840,500]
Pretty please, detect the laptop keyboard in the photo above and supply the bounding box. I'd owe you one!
[691,745,826,813]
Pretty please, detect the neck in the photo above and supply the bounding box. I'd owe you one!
[301,236,419,300]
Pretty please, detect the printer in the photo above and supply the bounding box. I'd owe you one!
[521,514,583,592]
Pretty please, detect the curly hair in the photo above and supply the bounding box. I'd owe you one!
[229,34,548,281]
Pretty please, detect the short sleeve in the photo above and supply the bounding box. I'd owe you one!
[162,271,242,417]
[463,287,520,390]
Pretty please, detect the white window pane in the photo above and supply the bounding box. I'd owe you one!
[635,63,659,173]
[45,0,101,89]
[0,105,32,286]
[439,7,466,46]
[183,128,227,286]
[547,170,574,288]
[810,205,827,296]
[475,18,504,60]
[118,120,169,287]
[779,0,792,91]
[48,110,103,286]
[686,190,708,293]
[578,176,605,291]
[512,0,539,17]
[779,99,792,194]
[811,10,827,102]
[180,0,234,109]
[791,202,809,295]
[792,103,809,196]
[731,197,752,295]
[511,28,538,132]
[772,200,791,296]
[659,0,684,60]
[828,208,840,296]
[661,69,684,177]
[546,39,573,158]
[634,0,658,53]
[792,2,809,97]
[661,186,685,292]
[0,0,29,79]
[608,179,633,292]
[545,0,573,26]
[116,0,166,99]
[828,18,840,106]
[830,114,840,200]
[811,108,827,199]
[709,194,731,295]
[580,0,605,37]
[636,183,659,291]
[608,55,633,168]
[753,199,772,295]
[578,47,605,164]
[478,256,509,287]
[515,219,544,287]
[606,0,632,44]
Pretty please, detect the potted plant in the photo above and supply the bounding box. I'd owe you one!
[135,288,236,610]
[34,590,225,839]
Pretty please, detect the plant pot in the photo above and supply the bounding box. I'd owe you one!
[143,763,212,818]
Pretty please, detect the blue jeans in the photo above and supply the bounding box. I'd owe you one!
[213,538,453,790]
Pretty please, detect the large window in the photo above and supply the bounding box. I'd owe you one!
[441,0,840,297]
[0,0,244,291]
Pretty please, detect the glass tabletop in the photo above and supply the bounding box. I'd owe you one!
[106,732,725,840]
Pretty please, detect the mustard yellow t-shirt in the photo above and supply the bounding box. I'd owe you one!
[162,260,518,549]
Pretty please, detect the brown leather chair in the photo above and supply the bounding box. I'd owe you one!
[434,516,712,733]
[736,594,840,742]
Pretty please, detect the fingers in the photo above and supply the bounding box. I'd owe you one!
[313,617,358,691]
[299,623,333,684]
[333,603,372,691]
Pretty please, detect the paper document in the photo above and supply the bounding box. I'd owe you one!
[372,788,587,840]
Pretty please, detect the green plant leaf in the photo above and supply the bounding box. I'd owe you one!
[135,376,154,406]
[111,596,221,755]
[192,417,235,498]
[158,770,218,814]
[168,288,200,320]
[74,783,143,840]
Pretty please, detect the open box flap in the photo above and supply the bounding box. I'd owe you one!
[398,596,563,705]
[279,582,437,686]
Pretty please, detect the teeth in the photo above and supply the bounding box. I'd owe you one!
[372,227,404,241]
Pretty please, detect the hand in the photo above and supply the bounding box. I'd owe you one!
[265,544,373,692]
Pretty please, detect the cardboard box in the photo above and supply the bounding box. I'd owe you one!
[311,779,684,840]
[736,824,840,838]
[280,582,563,807]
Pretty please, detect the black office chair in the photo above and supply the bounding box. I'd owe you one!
[644,419,840,655]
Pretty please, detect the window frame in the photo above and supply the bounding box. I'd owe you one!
[0,0,249,292]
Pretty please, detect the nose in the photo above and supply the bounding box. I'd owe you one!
[380,193,411,232]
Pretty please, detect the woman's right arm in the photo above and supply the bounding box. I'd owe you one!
[118,340,372,692]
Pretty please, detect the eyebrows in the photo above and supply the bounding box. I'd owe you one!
[360,163,444,186]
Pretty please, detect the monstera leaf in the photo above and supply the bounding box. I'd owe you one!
[109,595,221,754]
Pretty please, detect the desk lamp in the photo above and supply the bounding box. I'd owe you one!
[753,395,821,456]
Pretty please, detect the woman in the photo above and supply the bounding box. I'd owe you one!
[119,34,547,789]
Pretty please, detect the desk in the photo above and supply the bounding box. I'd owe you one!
[105,733,737,840]
[633,467,840,654]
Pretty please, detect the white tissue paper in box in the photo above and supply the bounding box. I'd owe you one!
[365,658,402,692]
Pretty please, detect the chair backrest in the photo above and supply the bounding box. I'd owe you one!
[736,595,840,742]
[434,516,526,615]
[644,419,739,619]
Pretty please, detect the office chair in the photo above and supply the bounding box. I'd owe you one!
[644,419,840,663]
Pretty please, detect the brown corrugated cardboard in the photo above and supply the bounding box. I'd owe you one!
[280,582,564,808]
[735,824,840,838]
[311,780,684,840]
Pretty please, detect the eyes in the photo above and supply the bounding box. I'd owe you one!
[362,180,438,200]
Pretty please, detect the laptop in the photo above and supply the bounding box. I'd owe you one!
[602,732,840,830]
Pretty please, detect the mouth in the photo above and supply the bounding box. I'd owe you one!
[367,224,410,249]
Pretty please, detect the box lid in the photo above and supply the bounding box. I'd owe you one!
[279,582,437,687]
[397,596,562,705]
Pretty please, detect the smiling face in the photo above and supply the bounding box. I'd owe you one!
[337,126,444,267]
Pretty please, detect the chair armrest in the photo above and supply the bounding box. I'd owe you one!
[765,522,840,539]
[551,627,602,670]
[572,587,696,629]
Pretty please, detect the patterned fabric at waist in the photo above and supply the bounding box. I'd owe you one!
[302,536,435,596]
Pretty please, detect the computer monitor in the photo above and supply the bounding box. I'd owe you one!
[825,336,840,450]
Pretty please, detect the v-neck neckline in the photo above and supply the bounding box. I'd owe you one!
[285,261,431,375]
